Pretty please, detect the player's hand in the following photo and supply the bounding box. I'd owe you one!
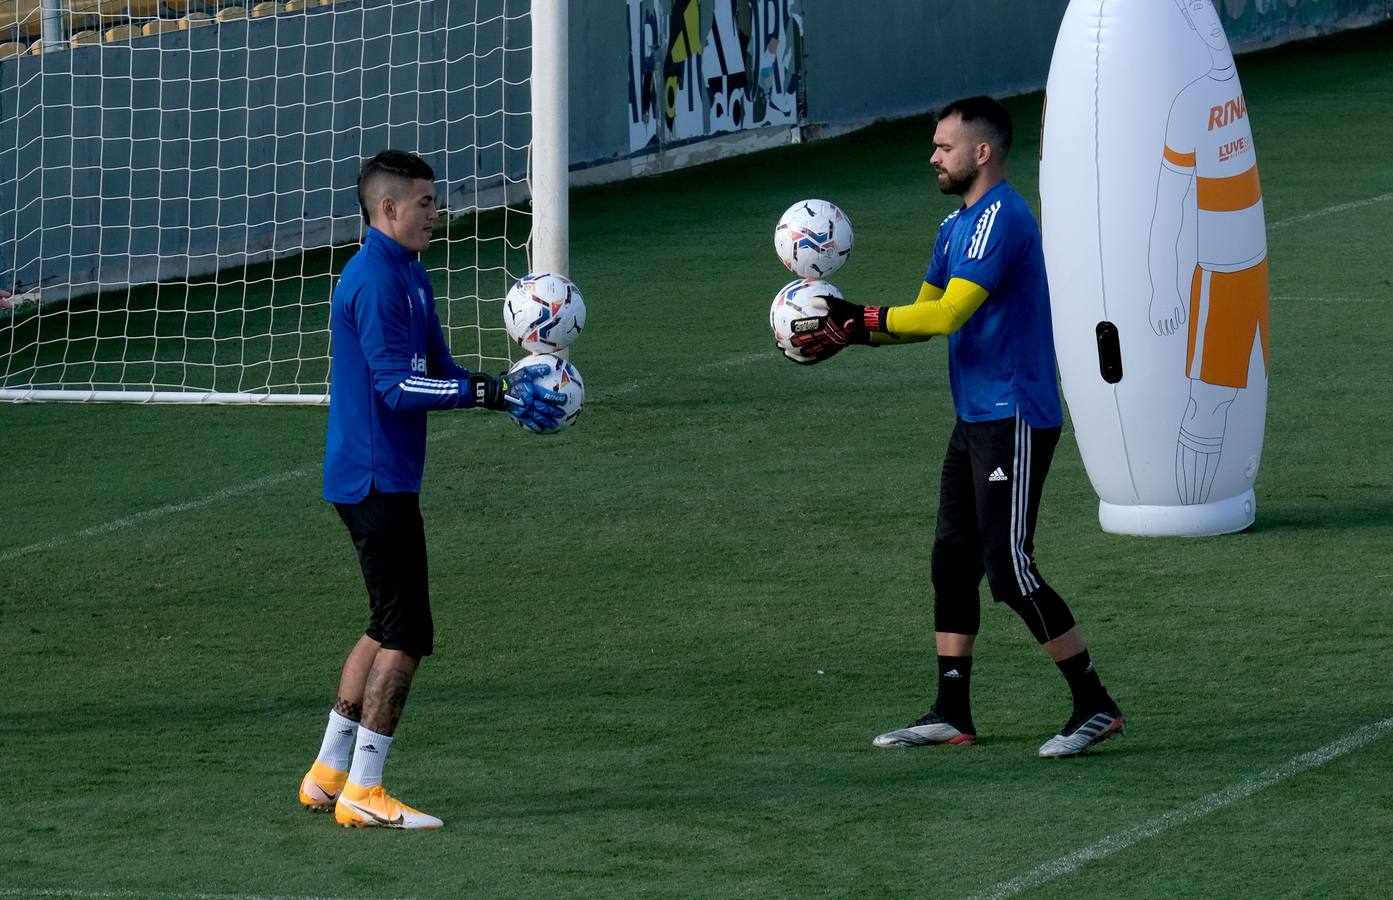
[468,372,509,410]
[788,294,876,362]
[1149,289,1186,336]
[778,343,821,365]
[500,364,567,431]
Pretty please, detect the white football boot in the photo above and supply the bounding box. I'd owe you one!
[873,709,977,747]
[1039,708,1126,758]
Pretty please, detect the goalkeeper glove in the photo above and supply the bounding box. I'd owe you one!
[467,372,509,410]
[787,294,886,363]
[779,343,821,366]
[498,364,568,432]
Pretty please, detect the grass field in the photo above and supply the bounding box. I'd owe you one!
[4,22,1393,900]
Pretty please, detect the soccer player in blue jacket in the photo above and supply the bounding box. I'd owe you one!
[300,150,566,828]
[791,98,1125,758]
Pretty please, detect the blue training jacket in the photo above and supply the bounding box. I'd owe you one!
[323,228,474,503]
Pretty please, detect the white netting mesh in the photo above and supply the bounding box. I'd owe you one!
[0,0,535,403]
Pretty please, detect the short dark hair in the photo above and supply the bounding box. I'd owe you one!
[936,96,1014,157]
[357,150,435,224]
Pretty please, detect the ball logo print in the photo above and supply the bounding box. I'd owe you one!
[774,199,854,279]
[502,271,587,435]
[504,272,587,353]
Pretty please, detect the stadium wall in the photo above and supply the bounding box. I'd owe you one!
[798,0,1393,129]
[0,0,528,299]
[587,0,1393,181]
[798,0,1073,129]
[2,0,1390,296]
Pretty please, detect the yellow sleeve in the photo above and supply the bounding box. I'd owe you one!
[884,278,989,338]
[869,282,943,345]
[916,282,946,304]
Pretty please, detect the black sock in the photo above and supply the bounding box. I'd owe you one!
[933,655,975,732]
[1055,650,1113,714]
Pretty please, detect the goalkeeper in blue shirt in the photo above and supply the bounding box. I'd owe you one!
[299,150,566,828]
[791,97,1125,758]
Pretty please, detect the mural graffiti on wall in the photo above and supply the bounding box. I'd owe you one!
[1223,0,1300,14]
[1213,0,1389,41]
[627,0,805,154]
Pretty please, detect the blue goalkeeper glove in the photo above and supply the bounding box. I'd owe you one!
[498,364,568,432]
[787,294,885,363]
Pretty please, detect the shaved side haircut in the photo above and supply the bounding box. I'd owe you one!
[936,96,1014,158]
[357,150,435,225]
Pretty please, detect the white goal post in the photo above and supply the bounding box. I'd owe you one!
[0,0,568,404]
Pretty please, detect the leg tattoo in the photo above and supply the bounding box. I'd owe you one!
[361,663,416,736]
[332,697,363,721]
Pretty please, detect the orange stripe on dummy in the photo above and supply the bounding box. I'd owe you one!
[1196,165,1262,212]
[1163,145,1196,167]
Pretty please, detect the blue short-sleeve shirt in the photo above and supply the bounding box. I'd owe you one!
[926,181,1063,428]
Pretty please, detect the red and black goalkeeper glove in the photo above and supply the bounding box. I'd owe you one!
[787,294,886,363]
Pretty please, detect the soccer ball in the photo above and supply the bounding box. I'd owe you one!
[770,278,843,363]
[503,272,586,353]
[774,199,853,278]
[507,352,584,433]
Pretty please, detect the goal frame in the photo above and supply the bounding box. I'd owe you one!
[0,0,568,405]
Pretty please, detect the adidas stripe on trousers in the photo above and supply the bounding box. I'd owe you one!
[930,414,1066,637]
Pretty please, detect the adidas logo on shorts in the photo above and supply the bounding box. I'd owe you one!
[988,467,1008,483]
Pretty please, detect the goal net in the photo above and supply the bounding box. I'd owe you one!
[0,0,566,404]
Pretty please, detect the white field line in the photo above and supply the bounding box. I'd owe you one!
[692,349,773,374]
[1268,191,1393,229]
[0,425,473,564]
[1271,295,1385,303]
[0,469,312,564]
[972,715,1393,900]
[595,349,771,401]
[3,348,773,562]
[1249,192,1393,306]
[0,891,413,900]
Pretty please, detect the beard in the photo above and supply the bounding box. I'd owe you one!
[936,166,976,196]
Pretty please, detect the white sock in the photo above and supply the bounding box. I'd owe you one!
[315,710,359,771]
[347,726,394,789]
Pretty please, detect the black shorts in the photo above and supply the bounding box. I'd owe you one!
[335,490,433,657]
[932,415,1061,606]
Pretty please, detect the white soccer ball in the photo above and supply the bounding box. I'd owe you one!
[507,352,584,433]
[770,278,843,363]
[503,272,586,353]
[774,199,854,279]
